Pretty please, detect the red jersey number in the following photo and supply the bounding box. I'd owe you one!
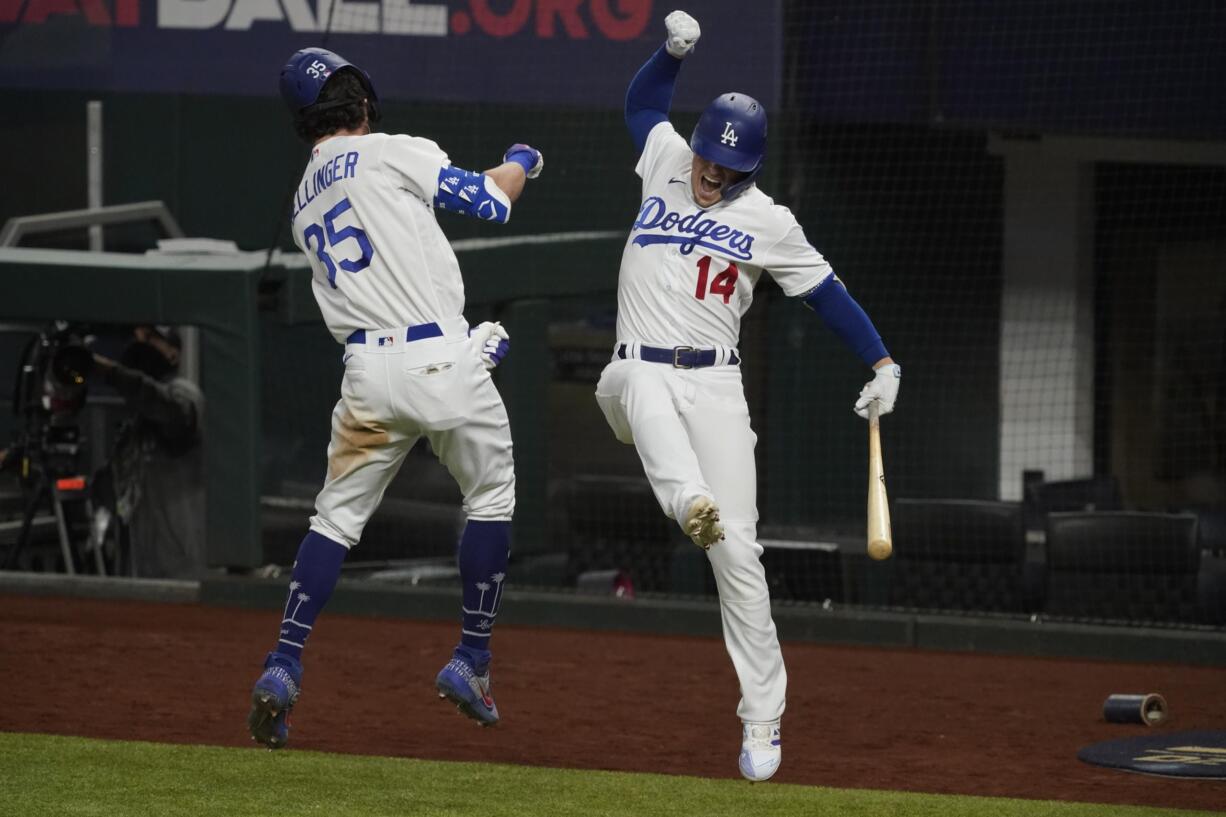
[694,256,739,304]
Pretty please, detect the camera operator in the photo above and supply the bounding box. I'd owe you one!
[92,326,205,579]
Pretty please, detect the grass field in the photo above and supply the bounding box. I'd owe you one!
[0,732,1216,817]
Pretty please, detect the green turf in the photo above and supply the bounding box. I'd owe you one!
[0,732,1216,817]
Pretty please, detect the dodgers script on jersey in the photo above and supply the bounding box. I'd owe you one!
[290,132,465,343]
[616,122,834,349]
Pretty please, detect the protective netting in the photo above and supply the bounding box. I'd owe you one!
[2,1,1221,626]
[246,1,1226,626]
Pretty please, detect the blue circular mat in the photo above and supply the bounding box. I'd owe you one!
[1078,731,1226,779]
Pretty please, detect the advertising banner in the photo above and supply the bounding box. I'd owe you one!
[0,0,782,110]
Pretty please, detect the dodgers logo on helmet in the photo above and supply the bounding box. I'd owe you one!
[279,47,380,119]
[690,93,767,201]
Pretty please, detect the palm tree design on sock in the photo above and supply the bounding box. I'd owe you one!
[289,591,311,622]
[490,572,506,614]
[471,573,506,618]
[463,572,507,640]
[281,581,301,617]
[279,581,313,648]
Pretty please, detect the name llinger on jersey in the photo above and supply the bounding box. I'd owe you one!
[291,150,360,219]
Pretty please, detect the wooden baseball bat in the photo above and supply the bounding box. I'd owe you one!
[867,402,893,560]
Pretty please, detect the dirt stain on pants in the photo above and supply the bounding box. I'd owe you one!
[327,408,390,482]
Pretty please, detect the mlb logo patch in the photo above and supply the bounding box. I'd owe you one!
[378,335,395,347]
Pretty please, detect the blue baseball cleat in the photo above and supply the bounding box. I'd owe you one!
[435,648,499,726]
[248,652,303,749]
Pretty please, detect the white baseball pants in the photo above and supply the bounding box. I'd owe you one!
[595,357,786,724]
[310,319,515,548]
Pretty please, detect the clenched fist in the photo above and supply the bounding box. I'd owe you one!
[665,10,701,58]
[503,144,543,179]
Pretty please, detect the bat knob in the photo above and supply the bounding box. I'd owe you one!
[868,539,892,561]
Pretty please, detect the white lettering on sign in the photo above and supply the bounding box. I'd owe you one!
[158,0,446,33]
[158,0,229,29]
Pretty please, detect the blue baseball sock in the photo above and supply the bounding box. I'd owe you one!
[275,530,348,660]
[457,519,511,661]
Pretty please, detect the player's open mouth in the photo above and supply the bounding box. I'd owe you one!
[699,174,723,195]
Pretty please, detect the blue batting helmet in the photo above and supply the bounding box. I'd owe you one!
[279,47,380,122]
[690,93,767,201]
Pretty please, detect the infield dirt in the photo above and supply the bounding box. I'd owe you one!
[1,594,1223,811]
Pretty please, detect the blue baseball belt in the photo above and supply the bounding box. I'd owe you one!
[346,323,443,345]
[617,343,740,369]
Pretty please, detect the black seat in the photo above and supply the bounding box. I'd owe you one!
[554,475,678,592]
[1192,510,1226,625]
[1028,476,1122,513]
[1044,511,1199,623]
[888,499,1028,613]
[1194,509,1226,555]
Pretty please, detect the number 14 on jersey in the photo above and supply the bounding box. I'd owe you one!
[694,256,739,303]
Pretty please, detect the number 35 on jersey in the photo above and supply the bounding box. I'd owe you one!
[304,196,375,289]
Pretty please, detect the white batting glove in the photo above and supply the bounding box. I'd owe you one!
[664,10,701,58]
[854,363,901,419]
[468,321,510,370]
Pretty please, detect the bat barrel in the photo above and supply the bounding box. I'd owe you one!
[867,402,893,560]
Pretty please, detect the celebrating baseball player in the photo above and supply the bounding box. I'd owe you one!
[595,11,901,781]
[248,47,543,749]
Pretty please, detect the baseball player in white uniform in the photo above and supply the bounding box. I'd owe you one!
[248,47,543,749]
[596,11,902,781]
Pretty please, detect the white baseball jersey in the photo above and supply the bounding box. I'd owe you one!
[617,121,834,349]
[294,132,518,547]
[597,120,831,727]
[290,132,465,343]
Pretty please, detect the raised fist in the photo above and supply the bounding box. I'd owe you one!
[665,10,701,58]
[503,144,543,179]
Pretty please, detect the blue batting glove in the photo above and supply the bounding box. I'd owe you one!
[503,144,543,179]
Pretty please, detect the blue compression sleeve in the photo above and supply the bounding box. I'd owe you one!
[625,45,682,155]
[802,276,890,366]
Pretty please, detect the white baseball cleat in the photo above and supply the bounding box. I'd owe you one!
[684,497,724,550]
[738,720,782,782]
